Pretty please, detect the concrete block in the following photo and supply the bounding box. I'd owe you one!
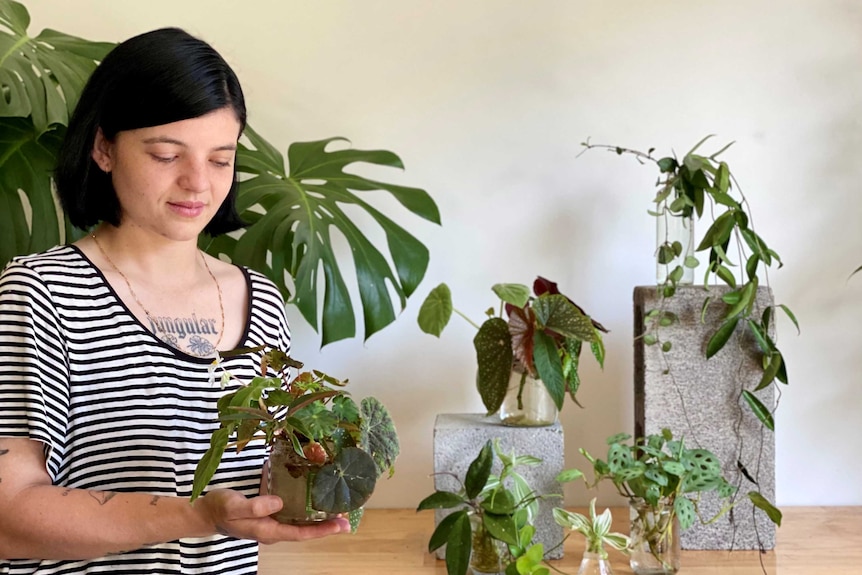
[634,285,776,550]
[432,413,565,559]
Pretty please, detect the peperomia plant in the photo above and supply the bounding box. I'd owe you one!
[191,346,399,531]
[418,276,607,414]
[417,439,554,575]
[558,430,781,568]
[581,136,798,431]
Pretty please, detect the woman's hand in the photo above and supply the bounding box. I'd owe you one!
[197,489,350,544]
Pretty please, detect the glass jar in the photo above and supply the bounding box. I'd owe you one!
[470,514,506,575]
[266,438,337,524]
[628,498,680,575]
[577,551,615,575]
[497,367,558,427]
[655,201,695,285]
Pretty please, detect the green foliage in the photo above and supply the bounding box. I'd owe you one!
[417,276,607,413]
[191,346,399,530]
[208,128,441,346]
[417,439,554,575]
[561,430,783,571]
[585,136,797,432]
[0,0,113,266]
[0,0,439,347]
[558,430,780,536]
[553,497,629,559]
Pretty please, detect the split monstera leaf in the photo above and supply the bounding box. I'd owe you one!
[418,276,607,413]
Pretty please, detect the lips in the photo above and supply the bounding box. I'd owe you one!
[167,201,206,218]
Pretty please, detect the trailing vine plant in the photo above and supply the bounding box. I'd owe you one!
[581,135,799,432]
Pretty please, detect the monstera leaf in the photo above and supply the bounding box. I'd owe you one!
[0,0,113,267]
[1,0,440,349]
[203,126,440,346]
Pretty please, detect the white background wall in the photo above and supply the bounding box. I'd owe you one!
[26,0,862,508]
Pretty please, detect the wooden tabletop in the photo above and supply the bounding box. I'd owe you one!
[259,506,861,575]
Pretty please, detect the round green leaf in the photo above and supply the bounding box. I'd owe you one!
[418,283,453,336]
[311,447,377,514]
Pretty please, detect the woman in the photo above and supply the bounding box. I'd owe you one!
[0,28,347,574]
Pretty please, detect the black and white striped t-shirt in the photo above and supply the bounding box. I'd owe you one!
[0,245,291,574]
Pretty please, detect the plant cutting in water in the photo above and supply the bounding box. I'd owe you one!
[558,430,781,571]
[417,439,554,575]
[418,276,607,415]
[191,346,399,531]
[554,497,629,559]
[581,136,799,432]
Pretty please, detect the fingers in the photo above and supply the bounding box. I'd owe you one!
[205,490,350,543]
[259,517,351,544]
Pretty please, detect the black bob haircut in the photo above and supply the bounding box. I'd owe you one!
[55,27,247,236]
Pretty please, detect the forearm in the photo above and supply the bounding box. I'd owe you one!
[0,485,214,560]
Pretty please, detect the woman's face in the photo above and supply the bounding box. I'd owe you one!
[91,107,241,241]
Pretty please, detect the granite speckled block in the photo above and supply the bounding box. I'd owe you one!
[432,413,565,559]
[634,285,776,550]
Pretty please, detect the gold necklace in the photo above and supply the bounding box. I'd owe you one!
[91,233,225,356]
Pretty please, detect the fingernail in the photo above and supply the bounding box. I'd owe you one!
[336,517,351,532]
[265,497,282,514]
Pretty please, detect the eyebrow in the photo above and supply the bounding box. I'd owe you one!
[142,136,237,152]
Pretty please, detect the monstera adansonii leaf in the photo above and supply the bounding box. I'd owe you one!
[204,125,441,346]
[0,0,114,267]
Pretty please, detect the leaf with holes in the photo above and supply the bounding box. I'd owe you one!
[674,497,697,530]
[607,444,634,473]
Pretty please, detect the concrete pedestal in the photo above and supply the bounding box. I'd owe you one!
[432,413,565,559]
[634,285,776,550]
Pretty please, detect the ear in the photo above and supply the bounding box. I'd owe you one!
[91,128,114,172]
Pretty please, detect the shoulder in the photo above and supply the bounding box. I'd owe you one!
[241,267,286,304]
[1,245,89,287]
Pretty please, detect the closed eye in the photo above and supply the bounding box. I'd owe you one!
[150,154,177,164]
[211,159,233,168]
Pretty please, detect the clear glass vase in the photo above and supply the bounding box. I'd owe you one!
[578,551,615,575]
[470,514,506,575]
[628,498,680,575]
[655,201,695,285]
[497,367,558,427]
[266,438,337,525]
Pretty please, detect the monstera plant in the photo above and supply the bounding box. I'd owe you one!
[0,0,440,346]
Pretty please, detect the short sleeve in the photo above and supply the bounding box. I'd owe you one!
[0,260,70,479]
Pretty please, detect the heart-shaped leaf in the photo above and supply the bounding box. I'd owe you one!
[311,447,377,514]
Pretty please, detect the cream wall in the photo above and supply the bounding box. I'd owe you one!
[26,0,862,508]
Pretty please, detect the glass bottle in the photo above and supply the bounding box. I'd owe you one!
[655,201,695,285]
[577,551,615,575]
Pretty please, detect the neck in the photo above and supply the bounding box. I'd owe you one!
[91,224,203,286]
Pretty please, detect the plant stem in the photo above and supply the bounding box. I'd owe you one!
[453,308,481,330]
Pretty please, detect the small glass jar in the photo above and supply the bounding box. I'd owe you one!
[470,514,506,575]
[267,438,337,524]
[497,366,558,427]
[655,202,695,285]
[577,551,615,575]
[628,498,680,575]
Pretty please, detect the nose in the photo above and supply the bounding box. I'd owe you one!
[178,157,209,192]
